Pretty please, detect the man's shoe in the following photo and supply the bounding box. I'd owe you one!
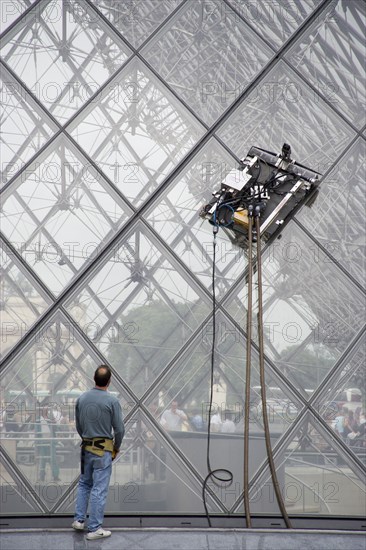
[86,528,111,540]
[72,520,85,530]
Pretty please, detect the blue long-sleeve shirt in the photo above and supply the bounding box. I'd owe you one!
[75,388,125,450]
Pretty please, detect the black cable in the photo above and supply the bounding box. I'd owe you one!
[265,174,296,190]
[215,161,263,212]
[217,188,262,212]
[202,223,233,528]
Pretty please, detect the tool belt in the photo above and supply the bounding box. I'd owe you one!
[82,437,114,456]
[80,438,114,474]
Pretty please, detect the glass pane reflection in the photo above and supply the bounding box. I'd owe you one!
[65,221,211,397]
[297,138,366,287]
[0,244,51,359]
[0,0,130,123]
[146,139,247,298]
[142,0,273,126]
[227,0,320,49]
[0,313,133,510]
[314,336,365,465]
[217,61,355,174]
[58,409,222,514]
[224,221,365,397]
[68,58,204,206]
[146,312,304,509]
[248,414,366,516]
[0,66,57,187]
[94,0,182,48]
[286,0,366,128]
[0,135,132,295]
[0,455,44,513]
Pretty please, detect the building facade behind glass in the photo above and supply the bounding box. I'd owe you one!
[0,0,365,526]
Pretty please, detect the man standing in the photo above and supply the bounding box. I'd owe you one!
[36,403,60,482]
[160,400,188,431]
[72,365,124,540]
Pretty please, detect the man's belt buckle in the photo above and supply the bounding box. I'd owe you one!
[93,439,106,450]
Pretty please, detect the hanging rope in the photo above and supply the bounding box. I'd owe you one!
[255,214,292,528]
[243,209,253,528]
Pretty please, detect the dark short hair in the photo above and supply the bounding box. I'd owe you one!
[94,365,112,387]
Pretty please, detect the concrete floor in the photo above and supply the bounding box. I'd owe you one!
[0,528,365,550]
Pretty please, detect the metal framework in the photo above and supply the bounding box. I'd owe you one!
[0,0,365,526]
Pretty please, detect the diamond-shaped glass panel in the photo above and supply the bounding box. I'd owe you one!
[314,335,365,462]
[68,57,204,206]
[142,0,273,126]
[0,0,131,123]
[286,0,366,128]
[297,138,366,287]
[94,0,182,48]
[0,135,132,296]
[0,65,57,187]
[0,243,51,359]
[146,139,248,298]
[0,312,134,508]
[247,413,366,516]
[217,61,355,174]
[58,409,222,514]
[227,0,320,49]
[146,312,303,510]
[0,457,43,513]
[65,221,211,397]
[224,221,365,397]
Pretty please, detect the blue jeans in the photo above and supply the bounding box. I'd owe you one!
[74,450,112,532]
